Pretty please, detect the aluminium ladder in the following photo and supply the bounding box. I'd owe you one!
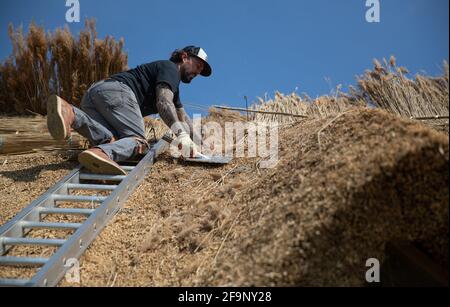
[0,138,169,287]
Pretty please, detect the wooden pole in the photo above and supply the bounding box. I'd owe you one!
[244,96,249,121]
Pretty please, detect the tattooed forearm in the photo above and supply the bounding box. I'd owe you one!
[156,83,186,136]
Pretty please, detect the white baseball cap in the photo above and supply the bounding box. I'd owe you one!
[182,46,212,77]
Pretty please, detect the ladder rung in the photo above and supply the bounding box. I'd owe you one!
[1,237,66,247]
[66,183,118,191]
[0,256,49,266]
[20,221,82,230]
[52,195,107,203]
[0,278,32,287]
[79,174,127,182]
[39,208,95,216]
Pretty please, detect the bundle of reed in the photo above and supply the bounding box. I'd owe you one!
[0,19,128,115]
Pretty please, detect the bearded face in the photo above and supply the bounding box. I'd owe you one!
[180,69,195,83]
[180,56,204,84]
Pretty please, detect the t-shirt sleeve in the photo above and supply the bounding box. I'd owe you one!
[155,62,180,94]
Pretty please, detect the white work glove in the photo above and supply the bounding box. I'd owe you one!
[172,132,200,158]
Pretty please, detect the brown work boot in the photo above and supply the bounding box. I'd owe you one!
[47,95,75,140]
[78,148,127,175]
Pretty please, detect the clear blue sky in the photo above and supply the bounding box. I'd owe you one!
[0,0,448,115]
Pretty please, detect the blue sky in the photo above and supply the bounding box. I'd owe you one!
[0,0,449,115]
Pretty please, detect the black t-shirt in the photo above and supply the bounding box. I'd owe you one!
[110,60,183,116]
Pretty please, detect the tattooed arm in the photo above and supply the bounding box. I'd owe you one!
[156,83,200,157]
[155,83,187,136]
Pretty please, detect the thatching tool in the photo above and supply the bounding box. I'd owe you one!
[161,133,232,165]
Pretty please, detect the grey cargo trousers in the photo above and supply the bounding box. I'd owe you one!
[72,79,147,162]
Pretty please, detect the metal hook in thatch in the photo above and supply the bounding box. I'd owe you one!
[212,105,309,118]
[410,115,450,121]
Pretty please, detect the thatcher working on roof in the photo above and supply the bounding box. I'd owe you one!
[46,46,211,175]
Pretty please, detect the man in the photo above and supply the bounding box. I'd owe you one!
[47,45,211,175]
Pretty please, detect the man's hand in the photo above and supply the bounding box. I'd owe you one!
[175,131,199,158]
[176,107,202,147]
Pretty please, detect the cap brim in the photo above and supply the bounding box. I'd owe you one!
[201,64,212,77]
[194,55,212,77]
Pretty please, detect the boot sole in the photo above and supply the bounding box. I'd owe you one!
[47,95,68,140]
[78,151,127,176]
